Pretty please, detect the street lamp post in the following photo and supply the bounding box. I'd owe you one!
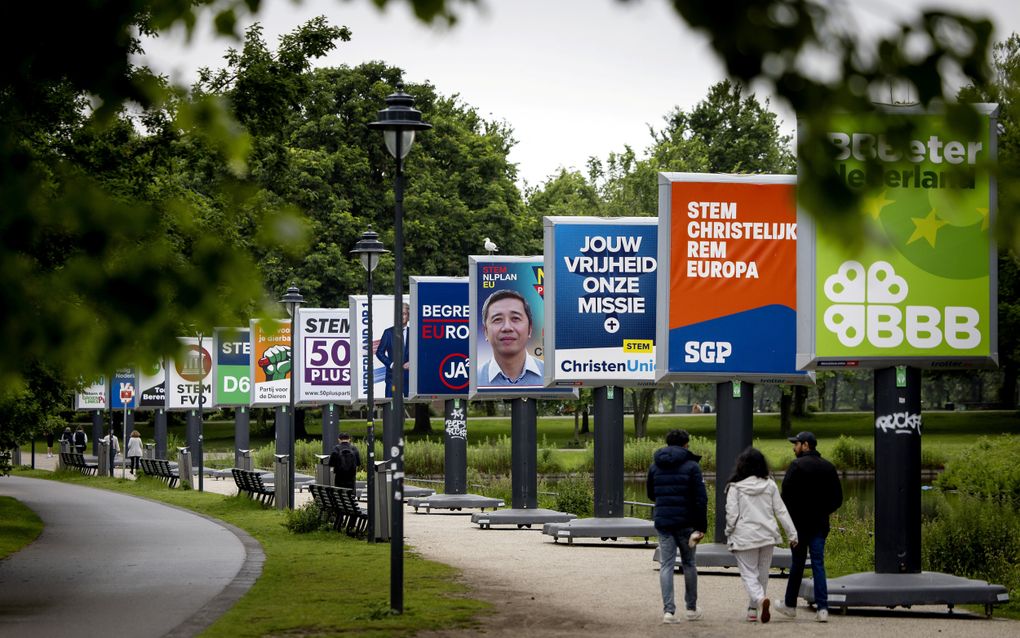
[280,285,304,510]
[369,82,430,614]
[352,229,388,543]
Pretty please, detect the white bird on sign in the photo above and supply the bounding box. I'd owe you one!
[484,237,498,254]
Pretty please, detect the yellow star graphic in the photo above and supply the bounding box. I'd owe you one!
[977,207,989,231]
[863,190,895,220]
[907,209,948,247]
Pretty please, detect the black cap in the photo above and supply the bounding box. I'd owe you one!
[787,431,817,446]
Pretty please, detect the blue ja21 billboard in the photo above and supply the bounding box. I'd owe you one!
[410,277,469,399]
[544,217,658,386]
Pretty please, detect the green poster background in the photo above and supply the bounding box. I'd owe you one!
[814,109,994,360]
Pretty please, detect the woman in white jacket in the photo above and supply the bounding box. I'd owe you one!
[725,447,798,623]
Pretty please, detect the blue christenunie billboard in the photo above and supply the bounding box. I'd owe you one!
[410,277,470,399]
[544,217,658,386]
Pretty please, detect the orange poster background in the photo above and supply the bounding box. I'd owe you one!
[252,320,291,384]
[669,181,797,330]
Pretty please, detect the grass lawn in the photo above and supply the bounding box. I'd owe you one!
[0,495,43,559]
[15,469,487,637]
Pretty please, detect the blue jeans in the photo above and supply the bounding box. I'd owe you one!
[657,528,698,614]
[785,531,828,610]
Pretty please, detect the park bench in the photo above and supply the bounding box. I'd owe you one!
[59,452,98,476]
[334,486,368,537]
[139,458,181,488]
[308,484,345,530]
[231,468,276,506]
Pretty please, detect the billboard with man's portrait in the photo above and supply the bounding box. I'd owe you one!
[469,256,574,399]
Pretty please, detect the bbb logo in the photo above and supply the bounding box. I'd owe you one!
[684,341,732,364]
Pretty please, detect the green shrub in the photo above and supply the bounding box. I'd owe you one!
[554,473,594,517]
[829,435,874,471]
[922,493,1020,613]
[284,501,330,533]
[825,497,875,576]
[624,435,714,474]
[934,435,1020,506]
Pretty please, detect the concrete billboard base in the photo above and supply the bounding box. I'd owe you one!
[472,508,576,529]
[542,516,655,544]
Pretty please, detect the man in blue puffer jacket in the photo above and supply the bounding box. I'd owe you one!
[647,428,708,624]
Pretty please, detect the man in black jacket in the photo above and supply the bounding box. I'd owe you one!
[647,429,707,624]
[328,432,361,490]
[774,431,843,622]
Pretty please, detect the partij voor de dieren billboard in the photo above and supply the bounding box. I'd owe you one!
[657,172,809,384]
[544,217,657,386]
[410,277,470,400]
[797,105,998,369]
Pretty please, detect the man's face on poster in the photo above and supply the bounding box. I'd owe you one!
[484,296,532,361]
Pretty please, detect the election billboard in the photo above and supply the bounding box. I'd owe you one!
[544,217,658,386]
[74,376,107,411]
[797,105,999,369]
[214,327,251,407]
[469,256,575,399]
[295,308,352,406]
[136,360,165,410]
[349,295,396,405]
[166,336,214,411]
[410,277,470,399]
[657,172,810,384]
[110,367,137,410]
[250,319,291,407]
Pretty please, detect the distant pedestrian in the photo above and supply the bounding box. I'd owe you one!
[774,432,843,623]
[126,430,143,474]
[98,431,120,474]
[647,429,707,624]
[59,427,73,452]
[72,426,88,454]
[724,447,798,623]
[45,429,55,457]
[328,432,361,490]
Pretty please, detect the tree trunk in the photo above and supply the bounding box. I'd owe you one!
[999,364,1018,408]
[294,408,307,440]
[573,411,580,443]
[581,407,590,434]
[793,385,808,417]
[829,374,839,411]
[780,389,793,436]
[632,388,655,438]
[412,403,432,434]
[670,384,678,412]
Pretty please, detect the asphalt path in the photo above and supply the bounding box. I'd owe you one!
[0,476,262,638]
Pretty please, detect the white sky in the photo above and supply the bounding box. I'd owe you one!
[138,0,1020,188]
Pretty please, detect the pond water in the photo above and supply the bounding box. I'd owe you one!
[616,477,943,519]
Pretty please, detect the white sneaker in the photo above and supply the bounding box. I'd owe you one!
[685,608,703,621]
[816,609,829,622]
[773,600,796,618]
[662,612,679,624]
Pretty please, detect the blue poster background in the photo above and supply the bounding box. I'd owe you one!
[110,368,137,410]
[416,280,470,397]
[554,223,657,349]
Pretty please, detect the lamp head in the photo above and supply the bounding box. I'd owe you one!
[351,229,388,273]
[368,82,432,159]
[280,285,304,318]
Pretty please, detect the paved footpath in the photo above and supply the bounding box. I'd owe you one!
[0,476,262,638]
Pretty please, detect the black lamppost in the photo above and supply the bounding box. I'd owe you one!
[368,82,430,614]
[280,284,304,510]
[351,229,388,543]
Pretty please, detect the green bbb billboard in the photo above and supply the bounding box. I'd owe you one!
[798,104,999,369]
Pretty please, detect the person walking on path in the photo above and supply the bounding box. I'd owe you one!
[45,429,55,457]
[126,430,143,474]
[774,431,843,623]
[647,428,708,624]
[73,426,88,454]
[724,447,798,623]
[328,432,361,490]
[59,427,73,452]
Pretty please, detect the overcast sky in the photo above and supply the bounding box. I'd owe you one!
[138,0,1020,188]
